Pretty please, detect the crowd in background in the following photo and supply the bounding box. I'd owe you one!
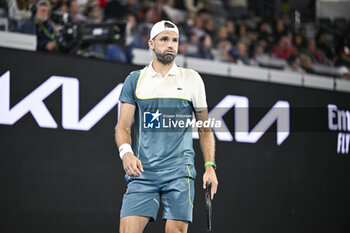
[1,0,350,78]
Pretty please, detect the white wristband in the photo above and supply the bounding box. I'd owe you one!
[119,143,133,160]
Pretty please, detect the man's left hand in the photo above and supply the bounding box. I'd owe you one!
[203,166,218,200]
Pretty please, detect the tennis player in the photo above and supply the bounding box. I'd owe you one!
[115,20,218,233]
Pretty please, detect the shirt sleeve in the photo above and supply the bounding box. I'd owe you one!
[192,72,208,112]
[119,73,136,105]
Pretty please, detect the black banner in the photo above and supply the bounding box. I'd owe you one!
[0,47,349,233]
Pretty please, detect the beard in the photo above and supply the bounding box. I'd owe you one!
[153,47,177,65]
[36,15,48,22]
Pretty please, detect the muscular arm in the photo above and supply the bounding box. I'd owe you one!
[195,109,218,199]
[196,109,215,163]
[115,102,143,176]
[115,102,135,147]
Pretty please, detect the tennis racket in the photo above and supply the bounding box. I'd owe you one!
[205,181,212,231]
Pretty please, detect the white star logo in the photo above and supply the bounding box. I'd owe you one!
[151,109,162,122]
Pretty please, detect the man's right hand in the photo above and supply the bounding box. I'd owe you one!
[122,153,144,177]
[46,41,56,51]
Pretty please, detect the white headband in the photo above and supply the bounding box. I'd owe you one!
[150,20,179,40]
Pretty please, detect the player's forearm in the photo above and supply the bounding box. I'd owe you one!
[199,128,215,163]
[115,125,132,148]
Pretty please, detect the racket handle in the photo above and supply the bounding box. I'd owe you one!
[205,181,212,231]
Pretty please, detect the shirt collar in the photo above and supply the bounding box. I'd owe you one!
[148,61,178,78]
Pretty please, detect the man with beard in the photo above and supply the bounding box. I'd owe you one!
[115,20,218,233]
[19,0,57,51]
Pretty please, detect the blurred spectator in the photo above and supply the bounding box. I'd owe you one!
[138,4,157,25]
[279,11,292,32]
[52,1,68,13]
[217,40,234,62]
[273,19,286,43]
[187,31,198,45]
[302,38,329,65]
[197,8,209,22]
[197,34,214,60]
[98,0,108,8]
[298,26,308,48]
[187,31,199,54]
[191,16,205,39]
[6,0,34,31]
[136,6,155,40]
[241,15,257,53]
[83,0,102,23]
[226,20,238,46]
[7,0,33,20]
[254,45,264,57]
[286,33,300,57]
[104,0,127,21]
[286,55,304,73]
[178,34,191,57]
[203,17,215,39]
[127,24,150,62]
[137,2,158,23]
[184,10,196,29]
[292,34,304,55]
[229,42,251,65]
[125,13,137,46]
[272,35,291,59]
[252,44,265,65]
[19,0,58,52]
[337,36,350,67]
[68,0,86,23]
[257,20,273,53]
[50,1,68,31]
[241,15,253,31]
[214,26,228,47]
[163,0,186,24]
[246,27,258,58]
[300,54,314,73]
[316,31,333,60]
[125,0,140,17]
[154,0,168,23]
[237,24,250,47]
[49,0,60,9]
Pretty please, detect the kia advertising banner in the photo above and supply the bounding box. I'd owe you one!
[0,47,349,233]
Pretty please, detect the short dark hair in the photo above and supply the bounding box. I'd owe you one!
[164,22,175,29]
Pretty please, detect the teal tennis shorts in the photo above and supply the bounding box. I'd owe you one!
[120,165,196,222]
